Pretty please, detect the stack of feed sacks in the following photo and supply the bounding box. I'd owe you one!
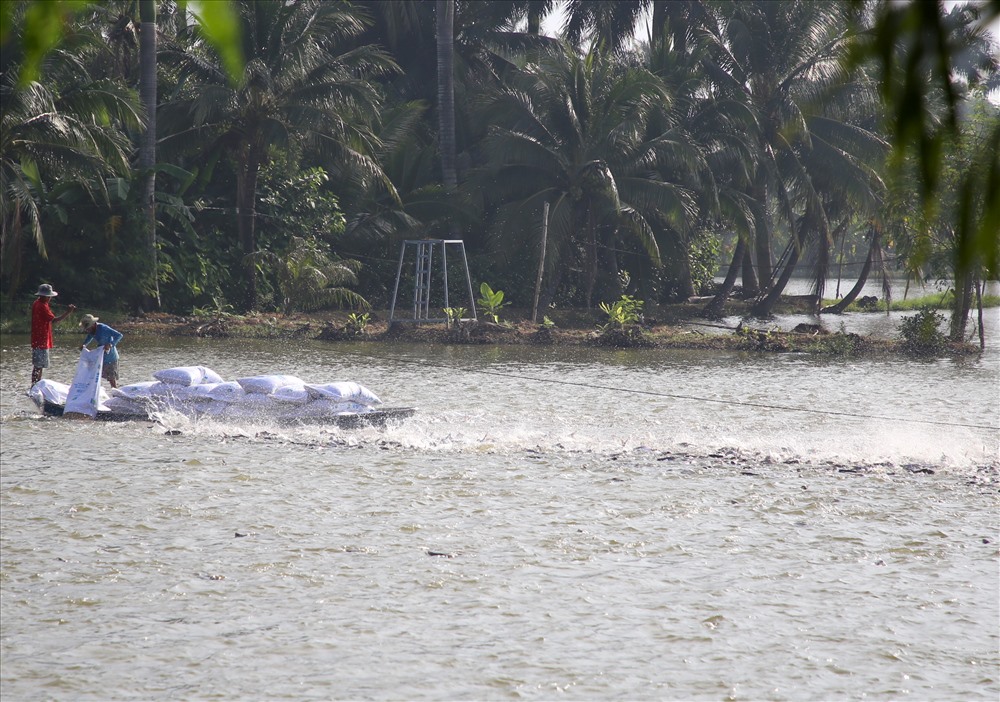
[107,367,382,420]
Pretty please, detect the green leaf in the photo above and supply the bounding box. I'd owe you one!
[180,0,244,85]
[10,0,90,86]
[106,177,129,201]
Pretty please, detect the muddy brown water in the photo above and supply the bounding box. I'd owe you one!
[2,309,997,700]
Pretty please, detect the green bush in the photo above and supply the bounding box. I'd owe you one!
[595,295,652,347]
[898,308,948,355]
[343,312,370,336]
[443,307,467,328]
[598,295,644,331]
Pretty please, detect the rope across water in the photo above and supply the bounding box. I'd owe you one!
[335,348,1000,432]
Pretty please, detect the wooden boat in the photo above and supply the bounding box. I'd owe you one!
[38,397,416,429]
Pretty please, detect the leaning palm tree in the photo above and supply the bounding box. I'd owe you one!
[472,47,700,308]
[753,71,888,317]
[709,1,848,296]
[699,0,888,317]
[643,6,758,302]
[158,0,397,311]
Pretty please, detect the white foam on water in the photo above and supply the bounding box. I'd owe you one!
[149,404,998,472]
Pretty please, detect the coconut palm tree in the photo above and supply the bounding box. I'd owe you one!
[718,0,846,295]
[0,11,140,296]
[691,0,888,317]
[472,47,701,308]
[158,0,397,311]
[641,5,758,302]
[755,70,888,316]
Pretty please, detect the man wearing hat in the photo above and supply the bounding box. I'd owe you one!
[31,284,76,386]
[80,314,124,389]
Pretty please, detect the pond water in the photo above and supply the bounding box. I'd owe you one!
[1,308,998,700]
[748,275,1000,301]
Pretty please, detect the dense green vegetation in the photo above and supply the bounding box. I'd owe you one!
[1,0,997,343]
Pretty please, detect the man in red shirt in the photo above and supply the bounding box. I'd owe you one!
[31,283,76,386]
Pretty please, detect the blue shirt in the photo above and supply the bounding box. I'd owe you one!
[83,323,123,364]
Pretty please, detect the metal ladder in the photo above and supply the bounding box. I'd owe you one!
[412,241,434,319]
[389,240,477,324]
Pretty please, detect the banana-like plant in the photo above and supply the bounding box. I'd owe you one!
[443,306,467,329]
[476,283,508,324]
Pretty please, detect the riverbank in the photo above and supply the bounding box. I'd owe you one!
[88,300,986,357]
[2,295,987,356]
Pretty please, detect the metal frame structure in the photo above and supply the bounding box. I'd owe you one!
[388,240,477,324]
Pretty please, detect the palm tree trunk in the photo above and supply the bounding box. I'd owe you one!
[527,1,542,64]
[751,178,772,293]
[527,1,541,35]
[974,275,985,350]
[236,145,262,311]
[584,206,598,308]
[651,1,668,52]
[596,229,623,302]
[703,236,745,318]
[139,0,159,309]
[538,244,565,312]
[810,217,848,308]
[822,226,876,314]
[676,234,696,299]
[436,0,457,193]
[741,244,759,297]
[949,269,973,341]
[751,217,807,317]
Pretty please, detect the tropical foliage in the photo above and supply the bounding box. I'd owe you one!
[476,282,508,324]
[1,3,141,294]
[0,0,996,344]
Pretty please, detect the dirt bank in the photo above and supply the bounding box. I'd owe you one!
[108,303,978,358]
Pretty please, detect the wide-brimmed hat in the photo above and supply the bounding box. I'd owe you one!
[36,283,58,297]
[80,314,99,328]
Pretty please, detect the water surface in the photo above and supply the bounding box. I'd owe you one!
[2,312,997,700]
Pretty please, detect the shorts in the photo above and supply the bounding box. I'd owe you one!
[102,360,119,385]
[32,348,50,369]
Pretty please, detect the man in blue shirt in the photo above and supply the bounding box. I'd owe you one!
[80,314,124,388]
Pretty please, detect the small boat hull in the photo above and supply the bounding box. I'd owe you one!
[40,399,416,428]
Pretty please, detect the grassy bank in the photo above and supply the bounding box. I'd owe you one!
[1,298,985,359]
[820,290,1000,312]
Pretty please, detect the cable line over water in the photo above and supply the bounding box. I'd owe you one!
[335,348,1000,432]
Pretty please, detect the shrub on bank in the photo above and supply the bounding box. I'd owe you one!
[898,308,949,356]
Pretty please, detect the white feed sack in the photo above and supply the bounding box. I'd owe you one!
[297,399,371,416]
[271,385,311,404]
[205,381,246,403]
[111,381,159,400]
[152,366,226,386]
[29,379,70,406]
[184,383,221,402]
[102,396,148,415]
[236,375,306,394]
[304,382,382,406]
[30,377,108,409]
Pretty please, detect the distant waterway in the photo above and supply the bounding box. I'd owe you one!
[1,308,997,700]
